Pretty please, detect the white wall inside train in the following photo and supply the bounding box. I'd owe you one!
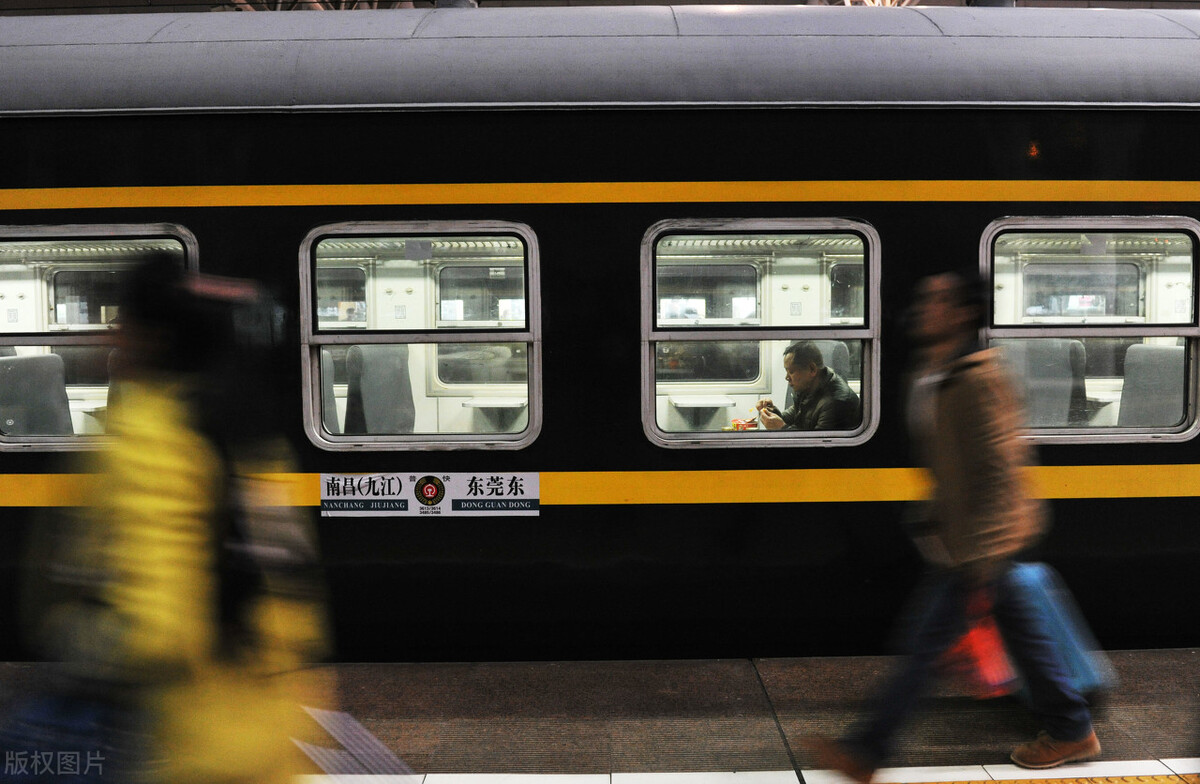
[0,264,40,331]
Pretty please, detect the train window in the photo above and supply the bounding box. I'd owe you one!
[436,342,528,385]
[656,341,760,383]
[1016,262,1142,321]
[437,265,526,326]
[50,270,126,328]
[316,267,367,328]
[830,263,865,321]
[984,218,1200,442]
[301,222,541,451]
[656,264,759,326]
[0,225,195,450]
[642,220,880,448]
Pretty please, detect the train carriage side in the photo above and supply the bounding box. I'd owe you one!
[0,7,1198,661]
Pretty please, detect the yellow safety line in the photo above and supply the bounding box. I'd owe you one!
[4,180,1200,210]
[3,465,1200,507]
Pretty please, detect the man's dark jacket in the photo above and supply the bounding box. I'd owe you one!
[781,366,860,430]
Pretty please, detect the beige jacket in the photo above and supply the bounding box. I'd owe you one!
[908,349,1047,576]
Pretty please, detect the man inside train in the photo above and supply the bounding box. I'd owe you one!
[755,341,860,430]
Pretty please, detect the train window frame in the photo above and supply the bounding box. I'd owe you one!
[641,218,881,449]
[982,216,1200,444]
[0,223,198,452]
[300,221,542,451]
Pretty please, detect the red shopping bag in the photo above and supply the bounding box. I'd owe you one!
[940,591,1019,700]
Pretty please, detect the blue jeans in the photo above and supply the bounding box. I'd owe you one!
[845,565,1093,768]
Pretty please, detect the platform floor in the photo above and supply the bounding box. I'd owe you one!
[321,649,1200,776]
[3,648,1198,783]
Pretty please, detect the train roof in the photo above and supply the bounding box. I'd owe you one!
[2,5,1200,115]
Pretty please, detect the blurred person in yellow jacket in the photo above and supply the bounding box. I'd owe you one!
[35,256,331,784]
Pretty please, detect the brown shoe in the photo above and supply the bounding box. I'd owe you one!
[1011,730,1101,769]
[803,736,876,784]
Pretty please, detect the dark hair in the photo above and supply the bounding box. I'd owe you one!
[950,268,988,331]
[899,270,990,352]
[941,270,988,332]
[119,253,219,374]
[784,341,824,369]
[119,255,289,443]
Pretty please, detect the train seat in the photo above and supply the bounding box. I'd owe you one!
[343,344,416,435]
[1117,344,1186,428]
[320,348,341,435]
[0,354,74,436]
[997,339,1088,428]
[814,340,851,380]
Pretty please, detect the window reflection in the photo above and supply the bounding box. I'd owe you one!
[316,268,367,328]
[830,263,864,321]
[438,266,526,326]
[1022,263,1140,319]
[51,270,125,328]
[437,343,528,385]
[656,264,758,325]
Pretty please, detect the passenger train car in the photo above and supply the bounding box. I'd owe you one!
[0,5,1199,661]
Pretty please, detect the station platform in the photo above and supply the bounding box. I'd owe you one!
[3,648,1198,784]
[311,648,1198,782]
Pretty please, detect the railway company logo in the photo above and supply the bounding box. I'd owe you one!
[414,475,446,507]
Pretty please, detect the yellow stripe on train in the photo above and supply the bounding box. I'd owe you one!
[3,465,1200,508]
[5,180,1200,210]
